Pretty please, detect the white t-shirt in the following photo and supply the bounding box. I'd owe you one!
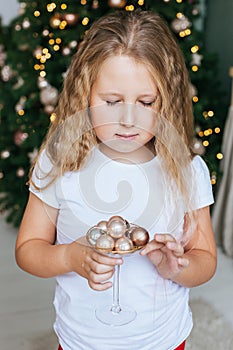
[30,147,214,350]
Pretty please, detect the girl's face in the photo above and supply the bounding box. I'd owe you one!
[89,55,158,163]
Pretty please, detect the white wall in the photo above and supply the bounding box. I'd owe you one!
[0,0,19,25]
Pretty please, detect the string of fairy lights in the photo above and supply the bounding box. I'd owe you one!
[0,0,223,188]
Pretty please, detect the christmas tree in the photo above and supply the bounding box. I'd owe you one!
[0,0,227,226]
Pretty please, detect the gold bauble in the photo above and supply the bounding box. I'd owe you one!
[115,237,134,252]
[107,215,127,239]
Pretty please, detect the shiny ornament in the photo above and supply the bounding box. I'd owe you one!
[63,13,79,26]
[15,24,21,31]
[37,77,49,89]
[28,148,38,163]
[171,15,191,33]
[192,138,205,156]
[95,234,115,251]
[1,65,14,82]
[33,46,43,58]
[86,226,104,246]
[131,227,149,246]
[44,105,55,114]
[190,53,203,66]
[189,83,198,99]
[40,85,58,106]
[69,40,78,49]
[22,18,31,29]
[0,45,6,67]
[42,29,50,37]
[15,96,27,112]
[1,150,10,159]
[62,47,71,56]
[13,77,24,90]
[50,14,61,28]
[192,7,199,16]
[97,220,108,231]
[16,167,25,177]
[115,237,134,252]
[19,2,26,13]
[14,130,28,146]
[107,215,127,239]
[92,0,99,9]
[108,0,126,8]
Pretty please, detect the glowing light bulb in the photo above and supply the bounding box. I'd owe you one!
[216,153,223,160]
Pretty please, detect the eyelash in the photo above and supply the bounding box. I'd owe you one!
[106,101,120,106]
[106,100,155,107]
[140,101,155,107]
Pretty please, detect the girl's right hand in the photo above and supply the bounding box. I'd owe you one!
[66,241,123,291]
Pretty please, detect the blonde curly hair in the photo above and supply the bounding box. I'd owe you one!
[30,9,195,205]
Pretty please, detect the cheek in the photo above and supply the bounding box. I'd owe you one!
[92,122,115,142]
[138,117,156,136]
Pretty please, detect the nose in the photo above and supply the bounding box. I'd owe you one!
[119,104,135,127]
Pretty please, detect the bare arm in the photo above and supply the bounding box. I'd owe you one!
[15,193,122,290]
[141,206,217,288]
[174,206,217,287]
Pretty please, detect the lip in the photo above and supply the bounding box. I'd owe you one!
[115,133,138,141]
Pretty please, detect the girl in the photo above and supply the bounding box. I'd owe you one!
[15,10,216,350]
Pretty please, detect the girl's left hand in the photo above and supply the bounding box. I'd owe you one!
[140,234,189,281]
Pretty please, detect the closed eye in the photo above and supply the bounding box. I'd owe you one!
[139,100,155,107]
[106,100,121,106]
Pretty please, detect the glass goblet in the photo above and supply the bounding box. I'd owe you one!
[94,247,141,327]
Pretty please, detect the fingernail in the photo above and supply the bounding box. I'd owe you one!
[167,241,176,249]
[155,234,163,241]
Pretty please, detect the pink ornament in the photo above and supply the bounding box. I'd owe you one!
[95,234,115,251]
[14,130,28,146]
[97,220,108,232]
[86,226,104,246]
[131,227,149,247]
[16,167,25,177]
[107,215,127,239]
[115,237,134,252]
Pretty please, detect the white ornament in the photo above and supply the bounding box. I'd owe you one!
[33,46,43,58]
[1,65,14,82]
[193,138,205,155]
[40,85,58,106]
[13,77,24,90]
[28,148,38,163]
[189,83,198,98]
[0,45,6,67]
[22,18,31,29]
[15,96,27,112]
[171,14,191,33]
[1,150,10,159]
[191,53,203,66]
[37,76,49,89]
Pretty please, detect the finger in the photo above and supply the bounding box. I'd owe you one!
[90,260,116,275]
[88,280,113,291]
[154,234,176,243]
[140,240,164,256]
[89,269,115,284]
[92,251,123,266]
[166,241,184,257]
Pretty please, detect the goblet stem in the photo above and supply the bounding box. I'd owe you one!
[111,264,121,314]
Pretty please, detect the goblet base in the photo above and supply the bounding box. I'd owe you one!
[95,304,137,326]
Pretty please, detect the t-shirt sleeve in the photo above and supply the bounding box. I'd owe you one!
[29,149,60,209]
[190,155,214,210]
